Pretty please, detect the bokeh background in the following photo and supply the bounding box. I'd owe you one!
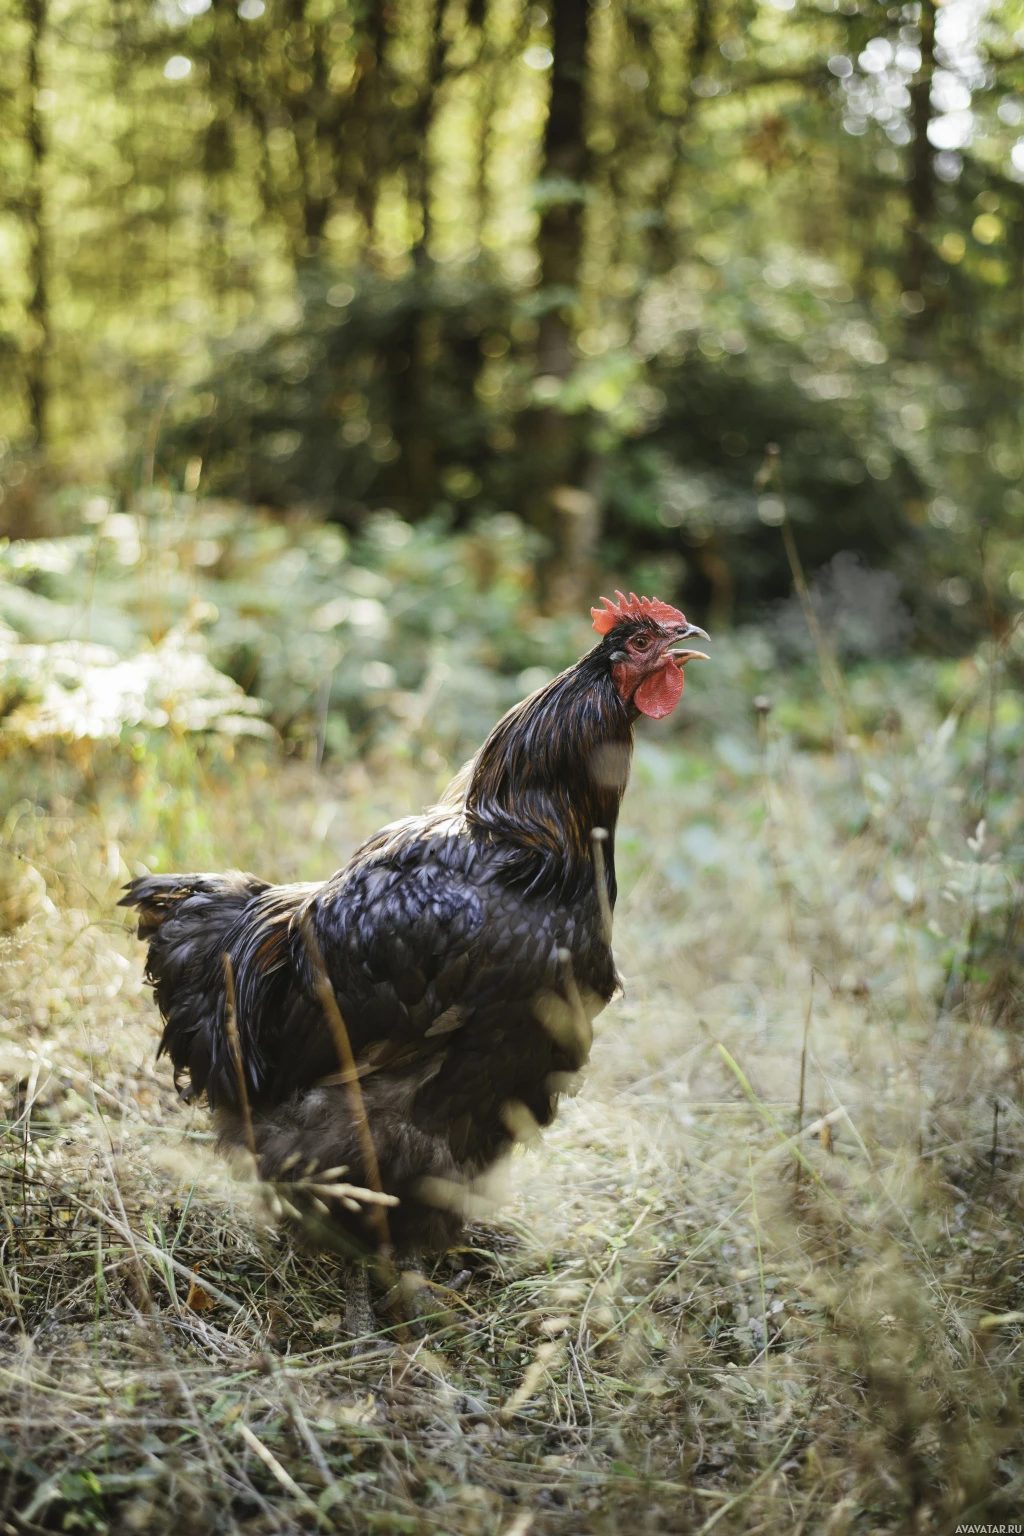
[2,3,1024,1532]
[2,0,1024,642]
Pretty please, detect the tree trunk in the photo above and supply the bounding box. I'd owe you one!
[474,9,498,249]
[409,0,448,269]
[523,0,597,609]
[23,0,49,448]
[350,2,391,259]
[903,0,937,338]
[650,0,712,275]
[535,0,590,376]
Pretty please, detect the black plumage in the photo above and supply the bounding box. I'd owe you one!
[121,599,707,1258]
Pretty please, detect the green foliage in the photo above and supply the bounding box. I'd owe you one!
[0,500,587,764]
[2,0,1023,630]
[162,253,947,619]
[165,266,521,522]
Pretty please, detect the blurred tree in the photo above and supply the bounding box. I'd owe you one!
[521,0,600,604]
[903,0,938,324]
[1,0,1023,633]
[22,0,49,447]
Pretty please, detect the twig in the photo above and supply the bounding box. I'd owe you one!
[761,448,849,723]
[72,1198,250,1317]
[263,1371,344,1512]
[557,948,594,1064]
[295,913,411,1343]
[715,1043,826,1188]
[222,952,258,1162]
[942,613,1021,1010]
[753,699,798,949]
[297,913,391,1255]
[314,668,334,772]
[238,1421,332,1528]
[590,827,614,946]
[748,1146,770,1388]
[796,968,814,1165]
[567,1338,593,1440]
[753,1105,848,1168]
[758,445,860,766]
[697,1421,803,1533]
[962,540,1001,986]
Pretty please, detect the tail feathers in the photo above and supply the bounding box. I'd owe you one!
[120,872,318,1108]
[120,871,265,939]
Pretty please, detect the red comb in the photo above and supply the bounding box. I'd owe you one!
[591,591,687,636]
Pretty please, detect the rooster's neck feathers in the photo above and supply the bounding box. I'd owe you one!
[462,649,629,897]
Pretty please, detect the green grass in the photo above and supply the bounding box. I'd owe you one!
[1,653,1022,1534]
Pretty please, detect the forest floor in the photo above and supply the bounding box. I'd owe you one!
[1,669,1022,1534]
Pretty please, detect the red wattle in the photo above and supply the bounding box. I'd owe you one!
[634,659,684,719]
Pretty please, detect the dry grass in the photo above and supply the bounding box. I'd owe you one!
[1,658,1022,1534]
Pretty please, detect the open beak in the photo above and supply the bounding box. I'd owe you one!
[668,621,710,667]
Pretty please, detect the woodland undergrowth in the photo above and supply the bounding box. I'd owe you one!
[1,630,1022,1534]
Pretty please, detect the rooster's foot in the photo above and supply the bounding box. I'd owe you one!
[389,1256,446,1337]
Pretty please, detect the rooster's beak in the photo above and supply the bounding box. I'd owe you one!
[668,621,709,667]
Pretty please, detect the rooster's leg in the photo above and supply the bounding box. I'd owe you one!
[341,1260,377,1347]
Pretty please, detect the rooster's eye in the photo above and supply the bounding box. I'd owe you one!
[632,634,650,651]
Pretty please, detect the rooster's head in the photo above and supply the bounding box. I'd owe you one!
[591,591,709,720]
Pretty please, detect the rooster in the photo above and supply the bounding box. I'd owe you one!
[122,592,708,1326]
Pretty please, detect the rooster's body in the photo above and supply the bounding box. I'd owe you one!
[122,594,707,1262]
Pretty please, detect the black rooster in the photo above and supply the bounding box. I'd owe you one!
[122,594,708,1318]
